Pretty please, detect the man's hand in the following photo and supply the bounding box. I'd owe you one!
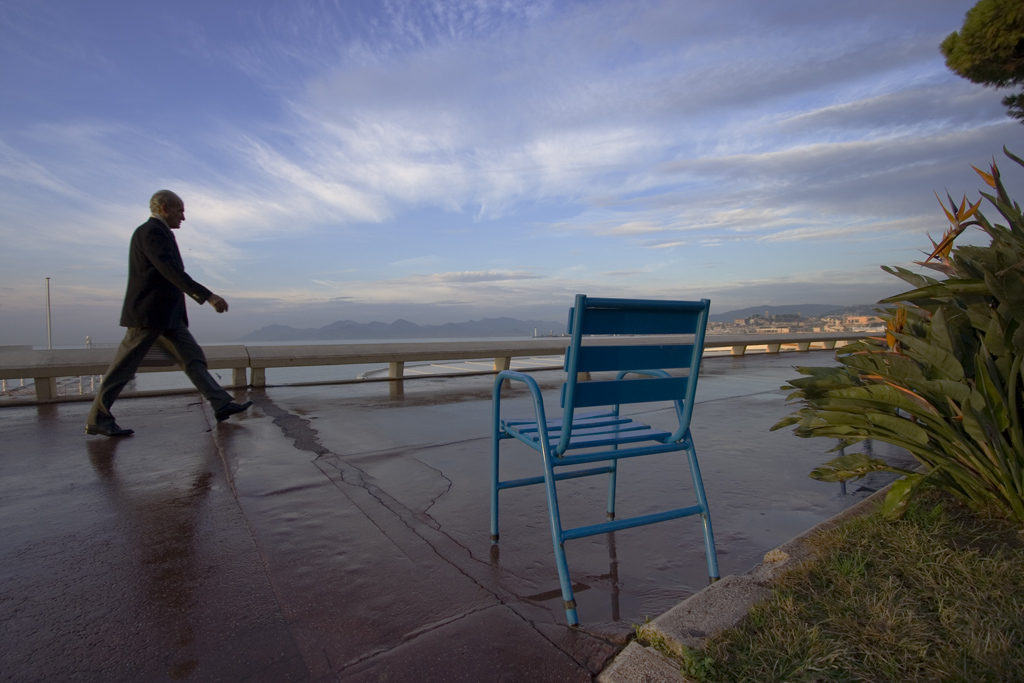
[208,294,229,313]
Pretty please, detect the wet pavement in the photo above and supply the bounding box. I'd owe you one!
[0,352,912,682]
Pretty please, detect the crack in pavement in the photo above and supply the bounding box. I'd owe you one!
[251,394,420,562]
[252,393,616,675]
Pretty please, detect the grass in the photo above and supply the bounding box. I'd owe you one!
[662,491,1024,682]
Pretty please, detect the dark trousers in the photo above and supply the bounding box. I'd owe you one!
[87,326,232,426]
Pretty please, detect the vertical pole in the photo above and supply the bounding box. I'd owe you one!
[45,277,52,350]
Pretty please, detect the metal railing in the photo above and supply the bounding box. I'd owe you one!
[0,331,869,405]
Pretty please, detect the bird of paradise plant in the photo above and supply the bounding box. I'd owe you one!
[773,148,1024,525]
[917,193,983,274]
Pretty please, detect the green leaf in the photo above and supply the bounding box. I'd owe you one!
[959,401,995,450]
[927,305,957,354]
[1013,322,1024,357]
[974,349,1010,431]
[873,355,928,385]
[984,312,1010,357]
[810,453,890,482]
[879,475,926,520]
[827,384,938,421]
[771,414,801,431]
[880,280,989,304]
[926,379,972,404]
[864,411,931,443]
[880,265,936,290]
[989,268,1024,327]
[966,302,997,333]
[897,333,966,381]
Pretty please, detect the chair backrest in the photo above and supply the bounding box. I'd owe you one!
[558,294,710,451]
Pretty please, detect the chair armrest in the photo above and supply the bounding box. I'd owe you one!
[495,369,538,386]
[492,370,555,452]
[493,370,545,414]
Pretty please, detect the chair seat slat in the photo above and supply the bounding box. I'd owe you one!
[503,420,669,450]
[557,422,650,438]
[559,426,670,450]
[502,409,615,427]
[505,413,629,434]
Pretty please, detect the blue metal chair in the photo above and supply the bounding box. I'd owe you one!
[490,294,720,626]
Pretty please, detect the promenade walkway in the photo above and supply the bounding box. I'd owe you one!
[0,352,908,681]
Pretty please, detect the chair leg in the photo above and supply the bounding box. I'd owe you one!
[606,459,618,521]
[542,451,579,626]
[490,433,501,544]
[553,540,579,627]
[607,409,621,521]
[685,438,720,581]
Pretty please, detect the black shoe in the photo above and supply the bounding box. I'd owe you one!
[85,423,134,437]
[215,401,252,422]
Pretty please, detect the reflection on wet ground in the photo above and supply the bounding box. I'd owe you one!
[0,352,914,681]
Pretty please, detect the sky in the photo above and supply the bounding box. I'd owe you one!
[2,0,1022,346]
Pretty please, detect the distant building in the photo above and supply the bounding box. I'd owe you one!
[843,314,883,326]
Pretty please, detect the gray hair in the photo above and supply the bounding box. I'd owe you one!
[149,190,182,215]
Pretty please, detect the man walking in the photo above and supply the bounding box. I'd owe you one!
[85,190,251,436]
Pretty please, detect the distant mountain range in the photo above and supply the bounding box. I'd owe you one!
[238,304,882,342]
[237,317,567,342]
[708,304,846,322]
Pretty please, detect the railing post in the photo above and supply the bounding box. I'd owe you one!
[766,343,781,354]
[35,377,57,400]
[730,345,747,356]
[495,356,512,389]
[389,361,405,380]
[251,367,266,387]
[232,367,247,388]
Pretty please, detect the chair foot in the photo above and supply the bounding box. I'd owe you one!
[565,600,579,627]
[709,575,720,584]
[606,513,615,521]
[490,534,499,544]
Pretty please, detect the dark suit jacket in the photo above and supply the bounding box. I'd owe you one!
[119,217,212,329]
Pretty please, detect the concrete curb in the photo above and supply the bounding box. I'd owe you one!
[597,642,683,683]
[598,486,891,682]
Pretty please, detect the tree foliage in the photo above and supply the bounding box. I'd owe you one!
[774,149,1024,525]
[941,0,1024,121]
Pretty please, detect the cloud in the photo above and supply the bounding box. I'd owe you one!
[429,270,543,283]
[3,0,1018,347]
[236,0,972,227]
[390,255,446,268]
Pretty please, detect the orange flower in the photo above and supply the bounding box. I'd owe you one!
[923,193,981,264]
[886,305,906,353]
